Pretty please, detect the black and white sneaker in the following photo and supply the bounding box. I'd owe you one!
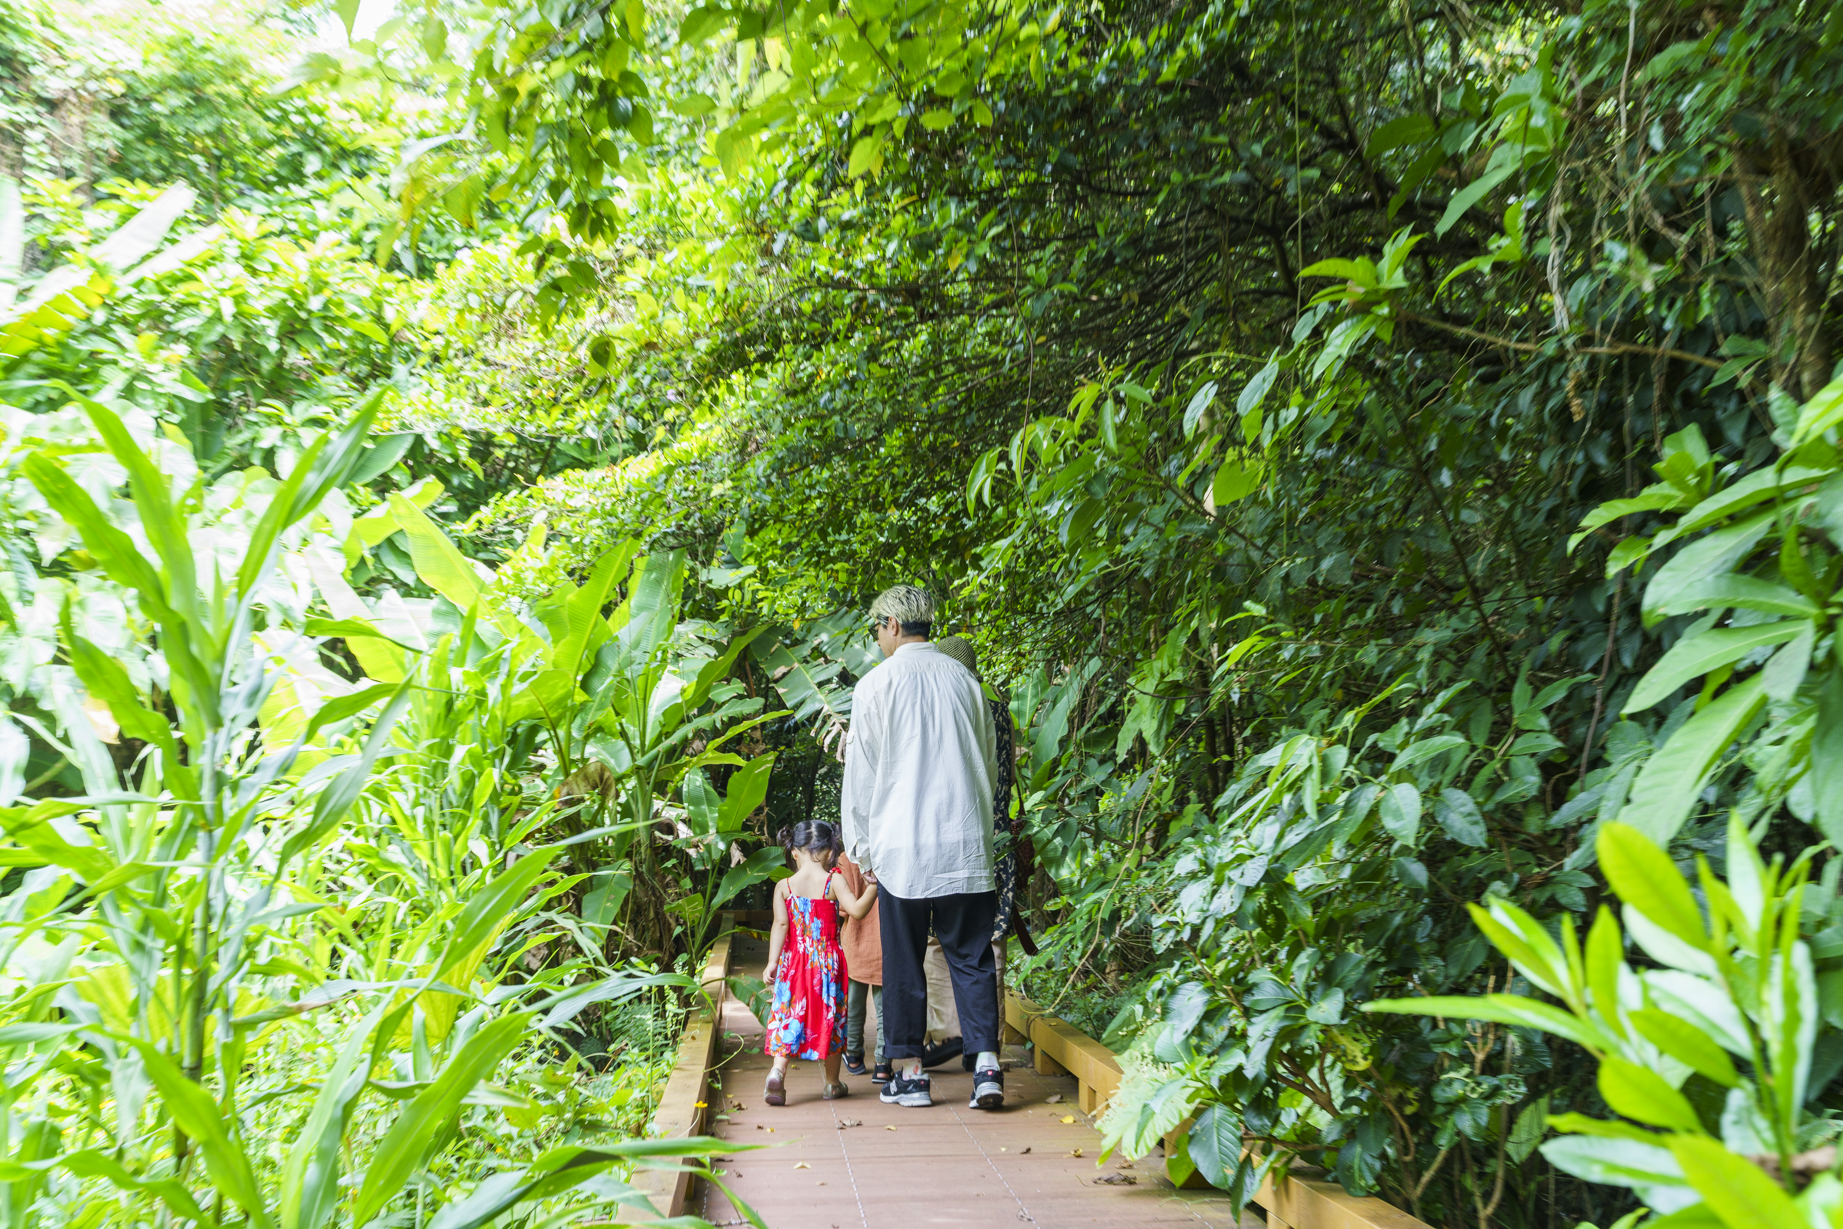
[879,1070,933,1107]
[970,1066,1004,1110]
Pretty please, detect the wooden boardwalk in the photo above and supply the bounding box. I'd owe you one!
[693,936,1256,1228]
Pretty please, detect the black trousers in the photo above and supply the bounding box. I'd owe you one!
[879,888,1000,1060]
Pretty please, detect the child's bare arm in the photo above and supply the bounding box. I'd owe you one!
[763,883,788,980]
[834,878,876,920]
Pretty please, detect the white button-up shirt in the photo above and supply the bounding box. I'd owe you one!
[840,641,997,899]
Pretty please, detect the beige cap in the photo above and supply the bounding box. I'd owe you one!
[934,634,978,680]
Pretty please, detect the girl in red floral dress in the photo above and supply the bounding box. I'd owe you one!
[761,820,877,1105]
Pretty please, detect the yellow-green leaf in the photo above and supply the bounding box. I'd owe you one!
[848,133,884,178]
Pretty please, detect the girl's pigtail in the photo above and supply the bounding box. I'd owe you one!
[778,825,795,863]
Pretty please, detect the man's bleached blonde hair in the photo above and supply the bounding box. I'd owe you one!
[869,584,936,631]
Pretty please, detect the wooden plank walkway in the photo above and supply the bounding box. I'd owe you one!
[694,935,1257,1228]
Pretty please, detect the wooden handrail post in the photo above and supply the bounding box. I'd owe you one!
[629,911,737,1220]
[1003,990,1437,1229]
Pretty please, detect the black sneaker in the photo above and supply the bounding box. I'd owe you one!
[970,1066,1004,1110]
[879,1070,933,1107]
[871,1060,892,1085]
[844,1053,867,1076]
[920,1037,962,1069]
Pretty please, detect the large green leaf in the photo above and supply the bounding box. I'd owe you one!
[388,492,491,613]
[1585,907,1625,1036]
[236,393,384,597]
[1815,669,1843,850]
[1185,1103,1243,1188]
[1617,677,1768,844]
[130,1041,275,1229]
[433,848,560,977]
[62,624,191,796]
[1433,788,1486,845]
[618,550,688,663]
[1378,782,1421,843]
[1466,900,1570,999]
[1389,734,1468,774]
[714,846,788,910]
[1658,465,1833,546]
[279,1003,386,1229]
[351,1012,530,1227]
[1647,575,1822,621]
[1539,1137,1687,1202]
[1362,993,1609,1051]
[22,452,216,722]
[1597,1057,1702,1132]
[718,753,776,832]
[0,800,117,882]
[1666,1136,1806,1229]
[62,389,200,629]
[1640,510,1773,626]
[1435,159,1518,236]
[1630,1009,1737,1087]
[1624,622,1803,713]
[425,1138,748,1229]
[752,636,850,726]
[1597,823,1705,947]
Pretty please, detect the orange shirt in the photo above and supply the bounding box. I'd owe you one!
[835,855,882,985]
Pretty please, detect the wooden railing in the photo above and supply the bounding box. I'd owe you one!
[1004,991,1434,1229]
[628,912,738,1219]
[1003,991,1121,1114]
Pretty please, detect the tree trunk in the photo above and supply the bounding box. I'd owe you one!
[1738,128,1838,402]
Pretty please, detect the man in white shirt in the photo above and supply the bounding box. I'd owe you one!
[841,585,1004,1110]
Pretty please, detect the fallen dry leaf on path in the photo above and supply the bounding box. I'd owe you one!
[837,1119,863,1129]
[1060,1115,1075,1124]
[794,1162,810,1169]
[1019,1147,1031,1155]
[1045,1093,1063,1104]
[1096,1172,1136,1185]
[885,1125,897,1131]
[1069,1148,1084,1158]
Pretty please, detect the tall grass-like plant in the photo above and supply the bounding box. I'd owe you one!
[0,390,750,1228]
[324,498,790,962]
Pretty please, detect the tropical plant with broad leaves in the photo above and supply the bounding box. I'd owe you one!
[1368,819,1843,1228]
[1092,674,1594,1219]
[0,387,757,1227]
[1570,374,1843,847]
[319,493,793,959]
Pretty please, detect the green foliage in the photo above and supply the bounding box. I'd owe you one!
[5,0,1843,1224]
[1369,818,1843,1227]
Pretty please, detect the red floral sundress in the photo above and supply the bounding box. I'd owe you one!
[763,875,849,1060]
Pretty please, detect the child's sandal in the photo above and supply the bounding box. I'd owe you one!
[822,1081,849,1100]
[764,1071,786,1106]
